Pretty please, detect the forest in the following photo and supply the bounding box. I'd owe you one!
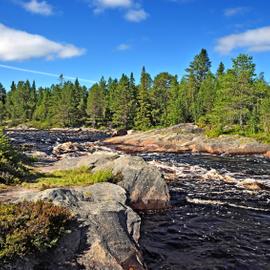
[0,49,270,141]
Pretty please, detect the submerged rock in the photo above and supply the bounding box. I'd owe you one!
[11,183,145,270]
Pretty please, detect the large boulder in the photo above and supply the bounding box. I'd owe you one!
[40,152,170,210]
[91,155,170,210]
[112,156,170,210]
[13,183,145,270]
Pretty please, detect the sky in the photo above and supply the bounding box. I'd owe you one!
[1,0,270,89]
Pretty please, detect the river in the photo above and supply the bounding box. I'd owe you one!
[138,153,270,270]
[5,131,270,270]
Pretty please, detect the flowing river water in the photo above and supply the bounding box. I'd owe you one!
[5,131,270,270]
[138,153,270,270]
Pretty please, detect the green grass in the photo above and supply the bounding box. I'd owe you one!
[23,166,115,190]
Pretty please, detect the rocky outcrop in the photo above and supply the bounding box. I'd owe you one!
[10,183,145,270]
[93,155,170,210]
[112,129,128,137]
[40,152,170,210]
[265,151,270,159]
[105,124,270,156]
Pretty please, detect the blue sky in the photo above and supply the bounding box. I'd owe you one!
[1,0,270,89]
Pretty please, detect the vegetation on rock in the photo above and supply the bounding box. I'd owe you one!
[24,167,115,190]
[0,201,73,262]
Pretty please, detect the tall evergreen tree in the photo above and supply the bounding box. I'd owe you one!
[208,54,256,130]
[185,49,212,121]
[165,76,183,125]
[195,72,217,120]
[135,67,152,130]
[151,72,175,126]
[0,83,6,124]
[217,62,225,77]
[86,83,106,127]
[112,74,135,129]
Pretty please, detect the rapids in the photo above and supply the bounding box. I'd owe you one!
[138,153,270,270]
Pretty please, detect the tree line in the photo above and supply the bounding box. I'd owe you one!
[0,49,270,139]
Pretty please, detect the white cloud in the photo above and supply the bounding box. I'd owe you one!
[92,0,132,12]
[94,0,132,9]
[224,7,249,17]
[125,9,148,22]
[90,0,148,22]
[215,26,270,54]
[0,23,85,61]
[116,43,131,51]
[22,0,53,16]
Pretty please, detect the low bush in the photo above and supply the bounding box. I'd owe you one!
[0,130,30,185]
[0,201,73,262]
[23,166,116,190]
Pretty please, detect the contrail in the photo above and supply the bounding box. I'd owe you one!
[0,64,96,84]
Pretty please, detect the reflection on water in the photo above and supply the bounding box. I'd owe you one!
[139,153,270,270]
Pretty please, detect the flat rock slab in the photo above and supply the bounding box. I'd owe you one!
[105,124,270,156]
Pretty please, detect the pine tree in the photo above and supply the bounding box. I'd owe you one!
[151,72,176,126]
[33,88,51,123]
[208,54,256,131]
[217,62,225,77]
[86,83,106,127]
[186,48,211,87]
[166,76,184,125]
[185,49,212,121]
[260,97,270,133]
[135,67,152,130]
[112,74,135,129]
[195,72,216,120]
[105,77,119,126]
[0,83,6,124]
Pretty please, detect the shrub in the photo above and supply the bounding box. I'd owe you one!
[0,201,73,262]
[0,130,30,185]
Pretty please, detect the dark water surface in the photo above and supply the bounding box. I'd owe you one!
[138,153,270,270]
[5,129,109,154]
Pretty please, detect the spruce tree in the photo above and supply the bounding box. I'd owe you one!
[135,67,152,130]
[217,62,225,77]
[151,72,176,126]
[112,74,135,129]
[86,83,106,127]
[0,83,6,124]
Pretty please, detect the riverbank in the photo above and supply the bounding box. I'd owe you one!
[105,124,270,158]
[0,135,170,269]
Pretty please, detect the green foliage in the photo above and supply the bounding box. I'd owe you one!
[112,74,137,129]
[86,82,106,128]
[0,201,73,262]
[0,131,30,185]
[23,167,115,190]
[135,67,153,130]
[216,62,225,77]
[1,49,270,142]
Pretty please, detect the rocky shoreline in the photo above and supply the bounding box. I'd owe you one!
[105,124,270,158]
[1,142,170,269]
